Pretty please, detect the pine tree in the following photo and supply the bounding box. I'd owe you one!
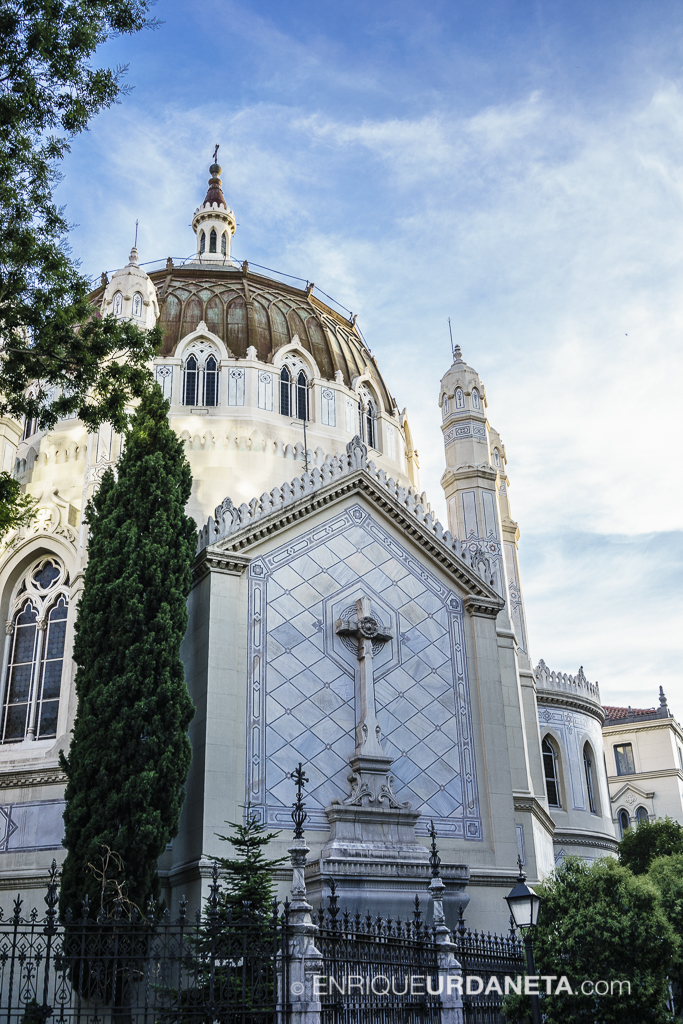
[215,808,287,918]
[59,385,196,917]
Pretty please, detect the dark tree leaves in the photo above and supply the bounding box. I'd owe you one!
[59,385,196,917]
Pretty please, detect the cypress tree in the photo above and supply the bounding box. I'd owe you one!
[59,385,196,917]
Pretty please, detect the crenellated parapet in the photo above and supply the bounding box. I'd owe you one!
[535,659,601,702]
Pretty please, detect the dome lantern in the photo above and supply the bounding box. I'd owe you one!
[191,145,237,266]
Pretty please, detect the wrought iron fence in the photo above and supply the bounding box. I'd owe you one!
[0,861,290,1024]
[316,887,442,1024]
[314,885,524,1024]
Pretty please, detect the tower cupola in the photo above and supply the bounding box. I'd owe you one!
[100,244,159,328]
[191,147,237,266]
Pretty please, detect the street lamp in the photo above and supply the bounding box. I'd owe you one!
[505,857,543,1024]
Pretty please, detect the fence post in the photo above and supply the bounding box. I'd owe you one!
[282,763,322,1024]
[429,822,464,1024]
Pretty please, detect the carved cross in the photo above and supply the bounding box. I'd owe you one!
[335,597,392,758]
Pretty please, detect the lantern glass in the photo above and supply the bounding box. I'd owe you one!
[505,879,542,930]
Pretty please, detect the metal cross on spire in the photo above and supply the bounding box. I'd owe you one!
[213,143,219,163]
[335,597,392,758]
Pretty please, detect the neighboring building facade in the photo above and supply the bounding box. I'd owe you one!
[603,691,683,837]
[0,156,618,931]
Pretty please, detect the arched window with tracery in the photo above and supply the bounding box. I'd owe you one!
[204,355,218,407]
[454,388,465,409]
[583,742,597,813]
[279,366,291,417]
[221,232,227,256]
[112,292,123,316]
[443,396,450,417]
[209,229,217,254]
[542,736,562,808]
[183,354,199,406]
[296,371,308,421]
[619,809,631,837]
[471,387,481,410]
[182,347,220,407]
[636,806,649,825]
[493,448,502,468]
[199,231,206,255]
[132,292,143,318]
[1,556,69,743]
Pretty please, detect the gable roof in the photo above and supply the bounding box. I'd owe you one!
[196,437,504,612]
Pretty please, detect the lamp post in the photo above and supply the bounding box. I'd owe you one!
[505,857,543,1024]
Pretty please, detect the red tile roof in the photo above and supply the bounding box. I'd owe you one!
[603,705,656,719]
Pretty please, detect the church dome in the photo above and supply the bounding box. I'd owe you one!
[150,263,394,411]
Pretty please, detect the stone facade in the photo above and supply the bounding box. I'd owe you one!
[0,157,619,931]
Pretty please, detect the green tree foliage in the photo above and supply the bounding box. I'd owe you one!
[59,385,196,917]
[618,816,683,875]
[503,857,677,1024]
[0,0,161,431]
[0,471,37,538]
[215,807,287,918]
[649,854,683,1011]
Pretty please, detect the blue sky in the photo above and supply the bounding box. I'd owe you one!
[57,0,683,714]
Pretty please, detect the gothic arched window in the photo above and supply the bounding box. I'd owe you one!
[209,228,217,254]
[112,291,123,316]
[443,396,450,417]
[183,354,199,406]
[132,292,143,318]
[204,355,218,407]
[583,743,597,813]
[365,398,376,449]
[619,809,631,837]
[454,388,465,409]
[199,231,206,255]
[296,371,308,421]
[471,387,481,410]
[221,232,227,256]
[279,366,291,417]
[636,806,649,825]
[1,556,69,744]
[542,736,561,808]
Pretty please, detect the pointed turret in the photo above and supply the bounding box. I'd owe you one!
[100,244,159,329]
[191,148,237,266]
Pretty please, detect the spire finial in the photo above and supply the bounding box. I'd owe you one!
[453,344,463,363]
[213,143,219,163]
[204,145,226,208]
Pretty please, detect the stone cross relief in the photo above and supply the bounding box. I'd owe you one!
[335,596,393,759]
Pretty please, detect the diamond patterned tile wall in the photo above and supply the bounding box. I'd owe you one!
[245,504,481,839]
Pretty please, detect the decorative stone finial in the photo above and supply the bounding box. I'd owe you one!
[453,344,463,362]
[203,147,227,209]
[128,246,139,266]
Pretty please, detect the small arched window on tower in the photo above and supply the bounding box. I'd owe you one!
[454,388,465,410]
[542,736,562,807]
[112,291,124,316]
[183,355,199,406]
[221,232,227,256]
[204,355,219,407]
[279,366,291,417]
[443,396,450,417]
[364,397,377,449]
[209,228,217,254]
[636,806,649,825]
[296,371,308,421]
[132,292,143,318]
[493,448,502,468]
[583,743,597,813]
[199,231,206,255]
[619,809,631,837]
[471,387,481,410]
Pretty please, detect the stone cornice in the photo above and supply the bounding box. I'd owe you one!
[607,767,683,784]
[609,781,655,803]
[551,827,618,852]
[0,766,66,789]
[203,462,504,609]
[536,689,605,725]
[464,594,504,619]
[603,718,683,739]
[192,548,251,587]
[513,793,555,836]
